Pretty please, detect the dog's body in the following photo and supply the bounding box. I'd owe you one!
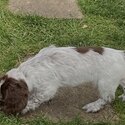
[1,46,125,114]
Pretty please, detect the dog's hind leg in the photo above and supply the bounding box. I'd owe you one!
[119,79,125,101]
[83,78,119,112]
[82,98,106,112]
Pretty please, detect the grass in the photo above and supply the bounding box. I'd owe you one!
[0,0,125,124]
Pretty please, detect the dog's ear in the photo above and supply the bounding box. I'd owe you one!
[1,77,28,115]
[0,75,8,102]
[0,75,8,85]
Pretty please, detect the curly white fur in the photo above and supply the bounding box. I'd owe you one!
[1,45,125,114]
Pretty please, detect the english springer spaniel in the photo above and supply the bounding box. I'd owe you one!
[0,45,125,115]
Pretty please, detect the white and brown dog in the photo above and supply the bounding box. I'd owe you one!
[0,45,125,115]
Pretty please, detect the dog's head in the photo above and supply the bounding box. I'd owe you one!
[0,75,28,115]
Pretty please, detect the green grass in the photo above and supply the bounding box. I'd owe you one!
[0,0,125,124]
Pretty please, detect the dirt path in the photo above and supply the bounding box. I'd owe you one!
[8,0,83,18]
[21,83,119,123]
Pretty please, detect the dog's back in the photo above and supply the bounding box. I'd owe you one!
[18,46,125,87]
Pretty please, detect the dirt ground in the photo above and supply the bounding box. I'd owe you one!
[21,83,119,123]
[8,0,83,18]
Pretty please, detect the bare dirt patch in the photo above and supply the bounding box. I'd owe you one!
[21,83,119,123]
[8,0,83,19]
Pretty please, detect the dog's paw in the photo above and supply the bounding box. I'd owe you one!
[21,107,29,114]
[82,103,102,113]
[82,99,105,113]
[118,94,125,101]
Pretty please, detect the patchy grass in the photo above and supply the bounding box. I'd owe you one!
[0,0,125,124]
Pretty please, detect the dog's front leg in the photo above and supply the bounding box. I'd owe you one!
[22,84,58,114]
[21,99,40,114]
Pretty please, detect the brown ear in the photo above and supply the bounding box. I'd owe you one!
[1,77,28,115]
[0,75,8,81]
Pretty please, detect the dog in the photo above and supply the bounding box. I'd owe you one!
[0,45,125,115]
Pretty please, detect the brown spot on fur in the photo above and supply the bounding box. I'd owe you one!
[75,47,104,55]
[0,76,28,115]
